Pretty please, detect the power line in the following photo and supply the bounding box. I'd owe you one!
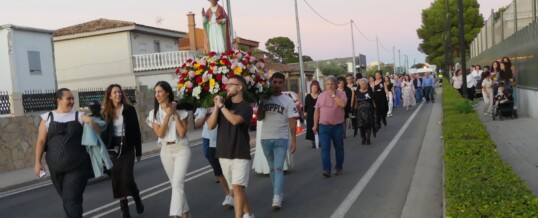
[302,0,349,26]
[352,22,375,42]
[377,37,391,52]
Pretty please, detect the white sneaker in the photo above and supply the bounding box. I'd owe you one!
[242,213,255,218]
[272,194,283,210]
[222,195,234,207]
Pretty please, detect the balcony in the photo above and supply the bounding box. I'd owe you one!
[133,51,200,72]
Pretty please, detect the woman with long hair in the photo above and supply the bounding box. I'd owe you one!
[384,76,394,117]
[34,88,98,218]
[481,73,494,116]
[372,71,389,128]
[394,76,402,108]
[491,61,501,82]
[101,84,144,218]
[146,81,191,218]
[402,75,416,110]
[305,80,322,148]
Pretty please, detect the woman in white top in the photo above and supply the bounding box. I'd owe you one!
[451,69,463,95]
[481,72,494,116]
[146,81,190,218]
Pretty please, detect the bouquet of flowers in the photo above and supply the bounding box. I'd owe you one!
[175,50,269,108]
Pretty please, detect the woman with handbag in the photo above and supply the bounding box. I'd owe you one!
[146,81,191,218]
[102,84,144,218]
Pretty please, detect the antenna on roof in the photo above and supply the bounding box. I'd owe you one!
[155,16,164,26]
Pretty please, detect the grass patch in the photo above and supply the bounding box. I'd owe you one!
[442,80,538,217]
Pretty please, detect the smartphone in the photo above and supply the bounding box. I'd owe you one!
[39,170,46,178]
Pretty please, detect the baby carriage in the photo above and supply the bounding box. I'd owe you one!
[492,86,518,120]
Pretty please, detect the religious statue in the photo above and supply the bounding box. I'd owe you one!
[202,0,232,53]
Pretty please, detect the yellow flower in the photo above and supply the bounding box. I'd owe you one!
[220,60,225,65]
[178,83,184,89]
[193,63,200,69]
[210,79,216,87]
[195,69,203,75]
[234,67,243,74]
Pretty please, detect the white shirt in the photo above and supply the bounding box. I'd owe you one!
[260,94,299,140]
[194,108,217,148]
[40,110,84,131]
[466,74,477,88]
[113,105,124,137]
[146,107,189,146]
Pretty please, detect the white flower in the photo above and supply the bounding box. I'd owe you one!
[193,86,202,99]
[178,86,186,98]
[257,83,263,92]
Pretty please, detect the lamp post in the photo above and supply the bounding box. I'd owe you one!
[294,0,307,103]
[351,20,357,78]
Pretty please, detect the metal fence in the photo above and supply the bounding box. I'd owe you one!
[0,91,11,115]
[22,90,56,113]
[78,87,137,108]
[471,0,538,58]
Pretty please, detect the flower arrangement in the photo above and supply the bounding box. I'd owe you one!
[175,50,269,108]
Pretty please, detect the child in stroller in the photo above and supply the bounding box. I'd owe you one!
[492,86,517,120]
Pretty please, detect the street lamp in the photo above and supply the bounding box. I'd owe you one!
[294,0,307,103]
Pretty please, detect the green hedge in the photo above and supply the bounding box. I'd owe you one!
[443,81,538,217]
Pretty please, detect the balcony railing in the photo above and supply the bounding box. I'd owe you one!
[133,51,200,72]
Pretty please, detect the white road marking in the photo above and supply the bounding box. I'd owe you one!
[84,149,256,217]
[330,102,425,218]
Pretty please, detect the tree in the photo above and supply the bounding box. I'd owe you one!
[265,37,296,64]
[288,54,313,63]
[363,63,394,77]
[318,61,347,77]
[417,0,483,67]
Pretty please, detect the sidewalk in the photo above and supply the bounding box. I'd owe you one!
[401,87,444,218]
[475,101,538,196]
[0,128,203,193]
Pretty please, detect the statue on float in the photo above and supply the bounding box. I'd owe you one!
[202,0,232,53]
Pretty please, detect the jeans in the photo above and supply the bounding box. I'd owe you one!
[319,124,345,172]
[423,86,434,102]
[395,88,401,107]
[261,139,289,196]
[161,142,191,216]
[415,88,423,103]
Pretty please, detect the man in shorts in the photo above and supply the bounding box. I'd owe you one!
[208,75,254,218]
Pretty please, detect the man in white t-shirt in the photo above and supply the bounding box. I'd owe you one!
[256,72,299,210]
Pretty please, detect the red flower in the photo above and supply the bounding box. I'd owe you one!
[221,84,227,90]
[258,58,265,63]
[175,68,180,74]
[216,74,222,81]
[228,72,235,77]
[203,85,210,91]
[209,52,216,57]
[247,52,252,56]
[187,59,193,63]
[181,63,187,68]
[210,62,216,67]
[195,77,202,84]
[226,50,234,56]
[181,73,187,79]
[242,60,248,66]
[187,87,193,93]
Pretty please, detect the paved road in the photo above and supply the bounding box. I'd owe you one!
[0,101,438,218]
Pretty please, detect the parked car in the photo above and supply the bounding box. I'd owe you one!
[250,105,258,131]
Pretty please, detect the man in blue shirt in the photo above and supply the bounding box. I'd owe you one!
[422,72,435,103]
[412,74,423,104]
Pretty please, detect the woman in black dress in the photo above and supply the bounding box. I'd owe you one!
[102,84,144,218]
[372,71,389,129]
[354,78,376,145]
[304,80,321,148]
[34,88,99,218]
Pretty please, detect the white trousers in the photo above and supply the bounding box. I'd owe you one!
[160,142,191,216]
[482,89,493,114]
[387,92,394,115]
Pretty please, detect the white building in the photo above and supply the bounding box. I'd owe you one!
[53,18,196,89]
[0,24,56,93]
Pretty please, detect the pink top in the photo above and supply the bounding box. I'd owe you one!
[315,90,347,125]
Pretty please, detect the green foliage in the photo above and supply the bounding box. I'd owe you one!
[318,61,347,77]
[442,80,538,217]
[265,37,296,64]
[363,63,394,77]
[417,0,484,67]
[265,36,313,64]
[411,63,427,69]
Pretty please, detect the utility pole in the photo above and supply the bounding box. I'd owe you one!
[351,20,357,78]
[398,50,401,74]
[294,0,307,102]
[392,46,396,74]
[224,0,235,48]
[458,0,468,97]
[376,36,381,70]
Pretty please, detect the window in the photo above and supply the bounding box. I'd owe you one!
[153,40,161,53]
[28,51,42,75]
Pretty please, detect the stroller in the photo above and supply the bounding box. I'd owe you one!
[492,84,518,120]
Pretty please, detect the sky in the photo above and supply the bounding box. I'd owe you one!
[0,0,512,65]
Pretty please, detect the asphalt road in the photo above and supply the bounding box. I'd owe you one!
[0,102,435,218]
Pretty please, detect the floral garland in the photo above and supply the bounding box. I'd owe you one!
[175,50,270,108]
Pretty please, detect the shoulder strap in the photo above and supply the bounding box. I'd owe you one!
[75,111,79,122]
[48,112,54,121]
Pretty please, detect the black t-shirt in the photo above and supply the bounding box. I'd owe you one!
[216,100,253,160]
